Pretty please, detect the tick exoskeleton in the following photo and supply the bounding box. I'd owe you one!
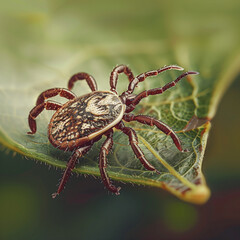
[27,65,199,198]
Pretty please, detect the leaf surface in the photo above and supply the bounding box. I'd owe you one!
[0,0,239,204]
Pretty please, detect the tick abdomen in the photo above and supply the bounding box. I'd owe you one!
[48,91,125,150]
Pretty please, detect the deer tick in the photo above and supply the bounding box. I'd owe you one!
[27,65,198,198]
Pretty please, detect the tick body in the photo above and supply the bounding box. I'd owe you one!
[48,91,125,151]
[27,65,199,198]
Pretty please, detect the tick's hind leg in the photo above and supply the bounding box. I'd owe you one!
[52,144,92,199]
[27,101,62,134]
[99,130,121,195]
[36,88,76,106]
[68,72,98,92]
[123,113,187,152]
[116,121,160,174]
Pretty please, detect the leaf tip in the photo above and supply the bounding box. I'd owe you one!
[182,185,211,205]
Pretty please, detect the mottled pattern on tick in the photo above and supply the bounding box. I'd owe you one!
[49,91,123,143]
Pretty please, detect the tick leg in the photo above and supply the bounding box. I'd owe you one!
[110,65,134,93]
[116,121,160,174]
[123,114,187,152]
[99,130,121,195]
[27,101,62,134]
[36,88,76,106]
[68,72,98,92]
[126,65,184,94]
[52,144,92,199]
[126,71,199,112]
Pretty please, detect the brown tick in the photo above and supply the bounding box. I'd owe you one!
[27,65,199,198]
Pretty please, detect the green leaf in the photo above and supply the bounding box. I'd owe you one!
[0,0,239,204]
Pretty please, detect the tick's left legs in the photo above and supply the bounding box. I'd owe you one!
[52,144,92,199]
[99,130,121,195]
[110,65,134,93]
[123,113,187,152]
[36,88,76,106]
[68,72,98,92]
[28,101,62,134]
[116,121,160,174]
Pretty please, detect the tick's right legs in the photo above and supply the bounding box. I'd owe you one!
[116,121,160,174]
[123,113,187,152]
[99,130,121,195]
[52,144,92,199]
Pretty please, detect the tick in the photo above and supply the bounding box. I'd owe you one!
[27,65,198,198]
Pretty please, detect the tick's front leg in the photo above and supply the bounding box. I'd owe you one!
[68,72,98,92]
[110,65,134,94]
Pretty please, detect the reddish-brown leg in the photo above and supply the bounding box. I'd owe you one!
[126,71,199,112]
[126,65,184,94]
[68,72,98,92]
[36,88,76,106]
[116,121,160,174]
[110,65,134,93]
[123,113,188,152]
[99,130,121,195]
[27,101,62,134]
[52,144,92,199]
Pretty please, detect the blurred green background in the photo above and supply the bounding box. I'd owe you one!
[0,0,240,239]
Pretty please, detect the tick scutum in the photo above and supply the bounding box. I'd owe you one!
[48,91,125,150]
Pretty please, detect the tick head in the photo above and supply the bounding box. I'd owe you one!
[85,92,121,116]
